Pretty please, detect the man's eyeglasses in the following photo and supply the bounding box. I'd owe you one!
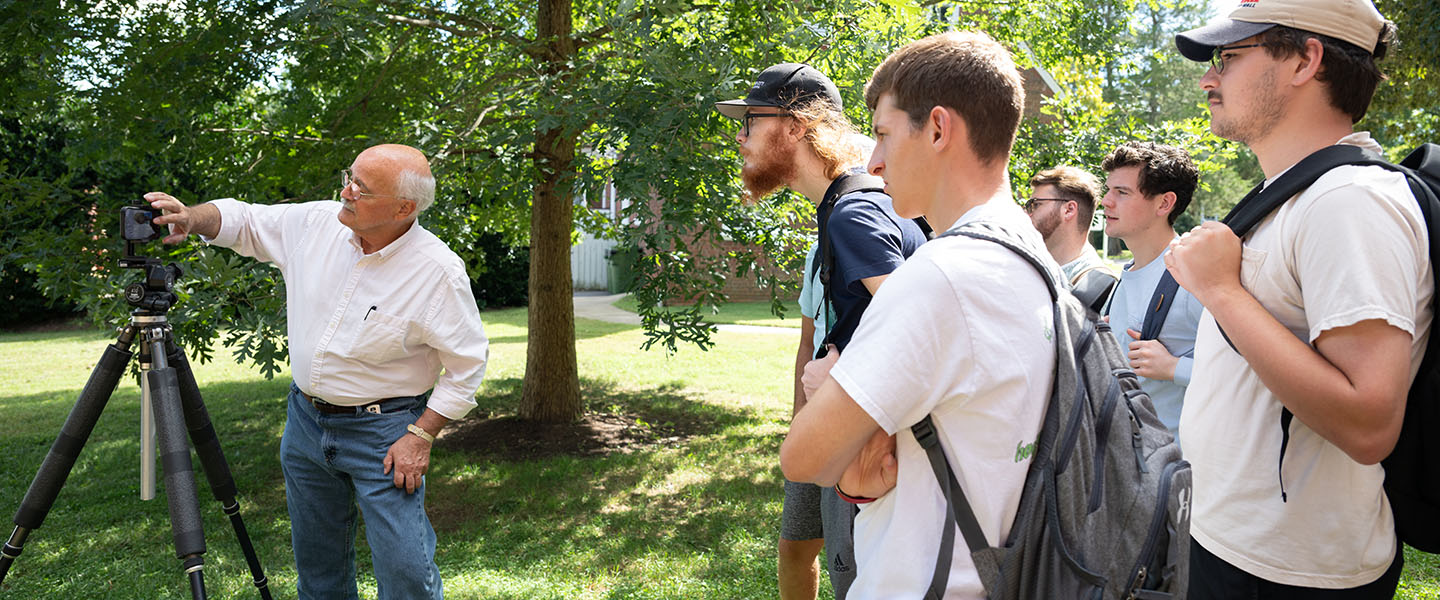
[1210,43,1264,74]
[340,168,403,200]
[1022,197,1069,214]
[740,112,791,137]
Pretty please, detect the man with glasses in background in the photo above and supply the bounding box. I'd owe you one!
[715,63,926,600]
[1025,165,1116,313]
[144,143,489,600]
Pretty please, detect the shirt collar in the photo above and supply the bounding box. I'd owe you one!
[347,219,422,258]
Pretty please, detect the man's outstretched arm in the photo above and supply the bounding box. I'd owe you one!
[146,192,222,242]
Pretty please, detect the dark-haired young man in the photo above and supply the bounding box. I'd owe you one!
[781,32,1055,598]
[1099,142,1202,436]
[1026,165,1116,312]
[715,62,927,600]
[1168,0,1432,597]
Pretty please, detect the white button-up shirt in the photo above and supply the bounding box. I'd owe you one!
[205,199,489,420]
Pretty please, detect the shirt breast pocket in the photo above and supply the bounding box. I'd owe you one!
[349,311,413,364]
[1240,245,1269,292]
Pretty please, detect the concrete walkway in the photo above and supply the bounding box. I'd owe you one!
[573,291,798,336]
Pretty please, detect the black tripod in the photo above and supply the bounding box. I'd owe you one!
[0,240,273,600]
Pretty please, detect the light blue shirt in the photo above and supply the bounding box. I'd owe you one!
[1108,244,1203,437]
[798,242,835,353]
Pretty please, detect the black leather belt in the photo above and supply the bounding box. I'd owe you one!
[299,390,394,415]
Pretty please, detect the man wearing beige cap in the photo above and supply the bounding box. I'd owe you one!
[1167,1,1431,598]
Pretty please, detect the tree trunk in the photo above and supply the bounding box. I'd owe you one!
[519,0,582,422]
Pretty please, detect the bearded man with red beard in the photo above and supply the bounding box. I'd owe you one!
[716,63,928,600]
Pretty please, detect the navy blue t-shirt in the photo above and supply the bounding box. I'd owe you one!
[814,190,927,354]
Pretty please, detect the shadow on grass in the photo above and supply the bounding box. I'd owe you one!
[0,377,297,598]
[421,376,788,598]
[441,376,751,462]
[1,358,787,598]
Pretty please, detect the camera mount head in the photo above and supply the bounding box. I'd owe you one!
[119,205,182,315]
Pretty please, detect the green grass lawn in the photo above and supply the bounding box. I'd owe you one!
[1,311,1437,599]
[611,296,803,328]
[0,311,804,599]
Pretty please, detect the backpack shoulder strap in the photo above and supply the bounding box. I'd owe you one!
[913,221,1061,598]
[814,173,887,355]
[912,415,989,600]
[1139,270,1180,341]
[1217,143,1440,507]
[1222,144,1379,238]
[1070,265,1118,315]
[936,221,1062,301]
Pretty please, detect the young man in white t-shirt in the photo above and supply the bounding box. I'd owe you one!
[1168,1,1432,597]
[780,31,1056,599]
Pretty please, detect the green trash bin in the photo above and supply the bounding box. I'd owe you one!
[607,248,638,294]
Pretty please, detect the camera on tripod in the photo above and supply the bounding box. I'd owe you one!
[121,206,165,242]
[118,205,183,312]
[0,201,276,600]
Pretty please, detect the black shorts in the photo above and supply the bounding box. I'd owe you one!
[1189,538,1403,600]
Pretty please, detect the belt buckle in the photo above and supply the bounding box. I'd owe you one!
[365,404,382,414]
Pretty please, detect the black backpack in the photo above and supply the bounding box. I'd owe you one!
[914,221,1191,599]
[1216,143,1440,552]
[812,173,932,359]
[1070,264,1119,315]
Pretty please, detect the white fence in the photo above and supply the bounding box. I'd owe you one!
[571,230,617,291]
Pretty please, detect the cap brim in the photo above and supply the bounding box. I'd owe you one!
[1175,19,1276,62]
[714,99,778,120]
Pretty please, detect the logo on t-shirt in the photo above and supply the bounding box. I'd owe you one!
[1014,438,1037,463]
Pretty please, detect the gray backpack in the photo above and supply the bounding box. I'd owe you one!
[914,221,1191,599]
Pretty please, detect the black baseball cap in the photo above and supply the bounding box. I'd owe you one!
[714,63,843,120]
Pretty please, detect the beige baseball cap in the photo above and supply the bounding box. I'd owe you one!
[1175,0,1389,62]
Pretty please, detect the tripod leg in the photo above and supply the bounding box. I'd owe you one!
[169,343,274,600]
[146,345,208,600]
[0,331,136,584]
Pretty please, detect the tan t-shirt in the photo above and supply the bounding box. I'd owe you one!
[1180,132,1433,588]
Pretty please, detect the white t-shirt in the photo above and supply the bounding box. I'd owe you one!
[829,200,1056,599]
[1181,132,1433,588]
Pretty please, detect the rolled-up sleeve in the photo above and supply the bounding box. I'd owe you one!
[421,272,489,419]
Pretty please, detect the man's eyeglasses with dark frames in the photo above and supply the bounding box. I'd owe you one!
[741,112,792,137]
[1210,43,1264,74]
[1022,197,1069,214]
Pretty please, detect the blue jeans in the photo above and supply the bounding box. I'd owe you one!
[281,383,443,600]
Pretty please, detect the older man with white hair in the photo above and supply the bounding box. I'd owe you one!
[145,143,489,600]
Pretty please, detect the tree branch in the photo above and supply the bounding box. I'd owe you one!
[200,127,325,142]
[327,28,416,135]
[377,0,543,58]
